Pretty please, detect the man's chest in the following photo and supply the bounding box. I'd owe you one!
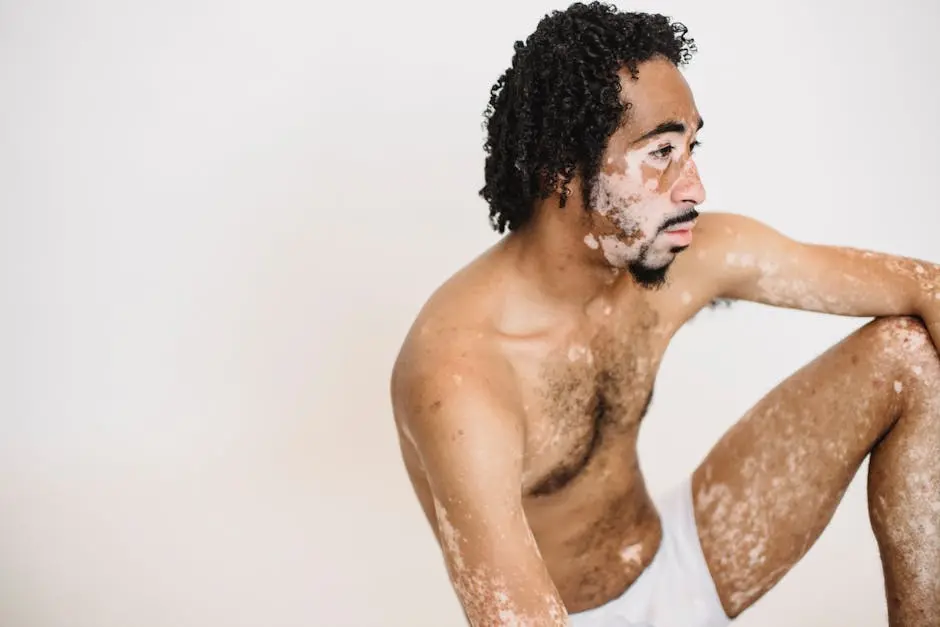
[509,321,668,496]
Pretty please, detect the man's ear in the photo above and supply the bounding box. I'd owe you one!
[552,170,583,208]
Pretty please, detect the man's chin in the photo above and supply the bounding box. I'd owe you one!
[627,241,693,288]
[628,258,673,289]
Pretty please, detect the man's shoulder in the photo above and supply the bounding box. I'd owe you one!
[392,242,513,388]
[389,259,521,425]
[390,325,522,461]
[691,211,768,248]
[672,211,776,280]
[391,313,514,411]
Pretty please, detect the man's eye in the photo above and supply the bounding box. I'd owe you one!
[651,145,674,160]
[650,141,702,162]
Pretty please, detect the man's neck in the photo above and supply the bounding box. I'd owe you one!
[505,200,627,312]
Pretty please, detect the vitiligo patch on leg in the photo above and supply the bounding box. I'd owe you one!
[694,317,940,619]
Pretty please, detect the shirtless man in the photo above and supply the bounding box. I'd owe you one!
[389,3,940,626]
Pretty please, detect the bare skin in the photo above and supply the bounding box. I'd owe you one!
[390,57,940,626]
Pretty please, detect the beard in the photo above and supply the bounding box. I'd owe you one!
[586,179,697,288]
[610,214,698,289]
[626,241,690,289]
[627,246,671,289]
[628,258,670,289]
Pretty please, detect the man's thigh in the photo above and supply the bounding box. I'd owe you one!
[689,317,924,617]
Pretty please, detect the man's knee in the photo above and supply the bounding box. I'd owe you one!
[862,315,938,375]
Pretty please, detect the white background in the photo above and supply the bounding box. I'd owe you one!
[3,0,939,625]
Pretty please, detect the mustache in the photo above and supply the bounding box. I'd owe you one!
[659,208,699,233]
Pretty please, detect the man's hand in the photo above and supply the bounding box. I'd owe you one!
[394,347,569,627]
[695,212,940,349]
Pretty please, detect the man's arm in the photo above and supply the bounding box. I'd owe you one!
[401,366,568,627]
[697,212,940,344]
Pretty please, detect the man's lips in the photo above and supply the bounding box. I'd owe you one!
[662,220,696,246]
[660,208,700,233]
[663,219,697,234]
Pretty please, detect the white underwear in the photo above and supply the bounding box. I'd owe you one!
[568,478,731,627]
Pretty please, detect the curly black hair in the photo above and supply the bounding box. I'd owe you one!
[479,2,697,233]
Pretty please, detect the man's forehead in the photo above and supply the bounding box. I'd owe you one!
[616,61,700,138]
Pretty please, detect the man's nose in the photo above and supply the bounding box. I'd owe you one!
[672,158,706,206]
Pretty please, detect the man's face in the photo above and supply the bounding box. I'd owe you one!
[585,57,706,288]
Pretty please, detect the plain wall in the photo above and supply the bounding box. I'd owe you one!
[3,0,939,625]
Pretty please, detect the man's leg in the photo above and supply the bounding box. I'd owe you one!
[690,316,940,626]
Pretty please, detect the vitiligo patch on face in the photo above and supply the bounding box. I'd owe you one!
[598,234,633,267]
[588,136,703,272]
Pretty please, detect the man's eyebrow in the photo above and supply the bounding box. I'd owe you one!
[635,118,705,143]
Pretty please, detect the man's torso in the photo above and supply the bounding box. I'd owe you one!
[393,221,726,612]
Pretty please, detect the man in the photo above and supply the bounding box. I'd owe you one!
[389,3,940,626]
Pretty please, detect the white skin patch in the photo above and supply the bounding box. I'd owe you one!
[620,542,644,565]
[597,234,632,267]
[434,499,548,625]
[434,498,465,570]
[694,317,940,618]
[400,422,416,447]
[589,137,701,270]
[583,233,600,250]
[681,291,693,305]
[724,248,919,315]
[567,344,589,362]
